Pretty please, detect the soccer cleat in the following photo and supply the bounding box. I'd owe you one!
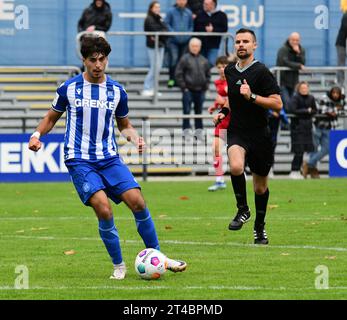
[208,182,226,192]
[166,258,187,273]
[110,262,127,280]
[253,223,269,245]
[228,208,251,230]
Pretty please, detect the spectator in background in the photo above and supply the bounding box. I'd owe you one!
[142,1,168,97]
[267,107,289,178]
[207,55,232,191]
[336,1,347,86]
[187,0,203,19]
[77,0,112,71]
[288,81,317,179]
[194,0,228,67]
[276,32,306,112]
[303,86,346,178]
[78,0,112,33]
[165,0,193,88]
[175,37,210,135]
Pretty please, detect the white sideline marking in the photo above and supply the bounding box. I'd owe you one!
[0,216,344,221]
[1,235,347,252]
[0,285,347,291]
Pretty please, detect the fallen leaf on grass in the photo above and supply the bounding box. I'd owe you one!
[179,196,189,200]
[64,250,76,256]
[325,256,336,260]
[165,225,173,230]
[268,204,279,210]
[31,227,48,231]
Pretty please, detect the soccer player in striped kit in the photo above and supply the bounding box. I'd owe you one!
[28,36,187,280]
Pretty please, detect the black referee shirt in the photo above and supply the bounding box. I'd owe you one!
[225,60,281,131]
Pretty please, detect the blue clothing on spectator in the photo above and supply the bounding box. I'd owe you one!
[164,5,193,83]
[165,5,193,44]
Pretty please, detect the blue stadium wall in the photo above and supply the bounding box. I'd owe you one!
[0,0,342,68]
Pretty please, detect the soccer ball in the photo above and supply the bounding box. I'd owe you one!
[135,248,168,280]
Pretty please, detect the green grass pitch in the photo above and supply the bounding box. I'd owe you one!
[0,179,346,300]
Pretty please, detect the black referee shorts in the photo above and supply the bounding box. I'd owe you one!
[226,128,274,177]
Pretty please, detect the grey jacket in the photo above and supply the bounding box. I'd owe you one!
[276,40,306,89]
[175,52,211,91]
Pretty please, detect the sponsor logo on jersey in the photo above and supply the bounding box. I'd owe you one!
[107,90,114,99]
[75,98,115,110]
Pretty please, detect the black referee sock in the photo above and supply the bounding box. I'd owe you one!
[254,189,269,227]
[230,173,249,211]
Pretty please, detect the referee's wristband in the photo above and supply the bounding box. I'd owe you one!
[30,131,41,139]
[218,107,230,117]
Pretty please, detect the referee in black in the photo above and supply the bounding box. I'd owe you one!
[214,28,282,244]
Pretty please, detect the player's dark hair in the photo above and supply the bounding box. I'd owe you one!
[80,36,111,59]
[236,28,257,42]
[215,56,229,66]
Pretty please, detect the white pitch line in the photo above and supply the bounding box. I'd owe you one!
[0,216,344,221]
[1,235,347,252]
[0,285,347,291]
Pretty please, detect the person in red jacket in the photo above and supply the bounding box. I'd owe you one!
[208,55,234,191]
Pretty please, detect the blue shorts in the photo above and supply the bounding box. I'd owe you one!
[65,156,140,206]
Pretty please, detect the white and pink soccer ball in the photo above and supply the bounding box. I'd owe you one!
[134,248,168,280]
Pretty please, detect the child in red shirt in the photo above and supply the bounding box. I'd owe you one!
[208,56,232,191]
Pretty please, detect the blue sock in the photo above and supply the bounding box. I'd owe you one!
[133,208,160,250]
[98,218,123,265]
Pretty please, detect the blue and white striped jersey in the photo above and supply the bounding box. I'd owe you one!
[52,74,128,161]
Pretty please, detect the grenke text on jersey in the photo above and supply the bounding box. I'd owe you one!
[74,98,116,110]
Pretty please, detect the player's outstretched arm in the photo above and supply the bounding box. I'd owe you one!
[116,117,146,154]
[28,109,63,152]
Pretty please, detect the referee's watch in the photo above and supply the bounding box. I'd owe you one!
[249,93,257,103]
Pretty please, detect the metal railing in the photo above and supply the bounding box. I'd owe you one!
[1,113,347,181]
[0,66,81,77]
[270,66,347,129]
[106,31,234,104]
[270,66,347,89]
